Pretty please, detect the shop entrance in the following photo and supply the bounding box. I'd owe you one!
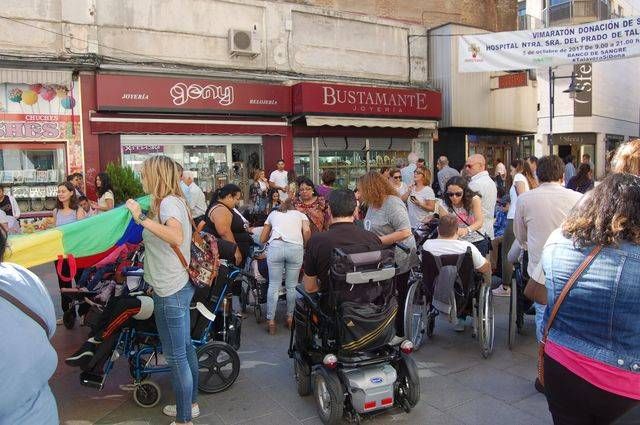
[121,135,263,205]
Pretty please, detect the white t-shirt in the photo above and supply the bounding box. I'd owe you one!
[142,196,191,297]
[422,238,487,270]
[407,186,436,228]
[188,183,207,218]
[269,170,289,201]
[395,182,409,198]
[97,190,114,213]
[507,173,530,219]
[264,210,308,245]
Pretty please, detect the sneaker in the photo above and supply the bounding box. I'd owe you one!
[56,318,63,326]
[162,404,200,418]
[453,318,465,332]
[65,341,96,367]
[492,286,511,297]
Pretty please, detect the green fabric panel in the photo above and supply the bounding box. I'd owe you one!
[60,195,151,257]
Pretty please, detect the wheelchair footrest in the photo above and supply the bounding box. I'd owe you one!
[80,371,106,390]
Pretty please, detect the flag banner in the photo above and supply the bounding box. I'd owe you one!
[459,16,640,72]
[6,196,150,269]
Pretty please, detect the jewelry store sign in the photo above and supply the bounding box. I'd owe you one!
[459,16,640,72]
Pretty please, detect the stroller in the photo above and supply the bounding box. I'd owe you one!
[60,244,142,329]
[77,249,243,408]
[289,247,420,424]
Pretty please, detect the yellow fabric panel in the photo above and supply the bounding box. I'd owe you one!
[5,229,64,268]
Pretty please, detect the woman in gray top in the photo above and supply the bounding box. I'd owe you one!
[126,156,196,425]
[359,171,417,337]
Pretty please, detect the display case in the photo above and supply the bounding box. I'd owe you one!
[0,144,66,213]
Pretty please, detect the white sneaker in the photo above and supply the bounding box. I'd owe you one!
[162,404,200,418]
[453,318,465,332]
[56,318,63,326]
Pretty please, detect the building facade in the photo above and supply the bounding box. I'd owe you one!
[519,0,640,177]
[0,0,517,210]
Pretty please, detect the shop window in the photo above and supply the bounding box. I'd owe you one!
[0,144,66,213]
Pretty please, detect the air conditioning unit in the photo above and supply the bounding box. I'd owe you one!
[228,29,260,58]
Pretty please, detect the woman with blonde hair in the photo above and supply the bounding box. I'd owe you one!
[125,156,198,425]
[359,171,417,337]
[611,138,640,176]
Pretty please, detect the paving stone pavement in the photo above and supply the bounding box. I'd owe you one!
[34,263,553,425]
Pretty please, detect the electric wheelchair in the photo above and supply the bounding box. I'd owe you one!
[289,247,420,424]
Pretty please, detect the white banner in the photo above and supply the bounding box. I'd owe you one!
[459,16,640,72]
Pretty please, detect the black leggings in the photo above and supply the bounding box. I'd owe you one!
[544,353,640,425]
[394,271,410,337]
[56,259,83,313]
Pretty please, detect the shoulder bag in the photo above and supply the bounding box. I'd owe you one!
[537,245,602,388]
[170,201,222,288]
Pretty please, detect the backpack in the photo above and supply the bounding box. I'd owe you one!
[172,217,222,289]
[430,248,471,320]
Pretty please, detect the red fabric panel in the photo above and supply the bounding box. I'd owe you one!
[80,73,100,200]
[90,121,288,136]
[292,125,419,138]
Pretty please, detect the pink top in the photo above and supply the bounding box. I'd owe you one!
[546,340,640,400]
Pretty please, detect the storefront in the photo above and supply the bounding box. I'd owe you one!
[291,83,442,188]
[551,132,597,169]
[0,69,82,217]
[83,73,290,202]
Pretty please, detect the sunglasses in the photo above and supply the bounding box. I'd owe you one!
[393,176,402,180]
[447,191,464,197]
[464,164,473,169]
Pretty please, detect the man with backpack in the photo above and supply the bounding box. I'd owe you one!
[422,215,490,331]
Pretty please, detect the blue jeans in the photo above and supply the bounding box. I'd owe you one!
[535,302,545,342]
[153,283,198,422]
[266,239,304,321]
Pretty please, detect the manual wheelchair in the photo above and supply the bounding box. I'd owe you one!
[403,247,495,358]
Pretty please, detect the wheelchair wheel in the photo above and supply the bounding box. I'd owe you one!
[477,282,495,358]
[396,354,420,411]
[133,380,161,408]
[403,282,428,349]
[294,359,312,397]
[63,309,76,329]
[426,309,436,338]
[197,341,240,394]
[507,275,518,350]
[314,368,345,425]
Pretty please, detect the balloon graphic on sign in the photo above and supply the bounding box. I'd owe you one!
[8,88,23,113]
[61,95,76,110]
[22,89,39,113]
[41,85,56,114]
[29,84,43,94]
[56,86,69,114]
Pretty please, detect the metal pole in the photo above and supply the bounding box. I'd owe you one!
[548,67,554,149]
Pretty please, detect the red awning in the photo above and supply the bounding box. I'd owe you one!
[89,112,288,136]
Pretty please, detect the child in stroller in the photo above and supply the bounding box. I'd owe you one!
[60,243,143,329]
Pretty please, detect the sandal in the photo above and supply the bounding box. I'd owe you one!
[267,320,277,335]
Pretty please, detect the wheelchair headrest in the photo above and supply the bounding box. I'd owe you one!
[331,248,396,284]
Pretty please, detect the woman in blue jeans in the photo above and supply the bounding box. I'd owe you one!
[260,198,310,335]
[126,156,198,425]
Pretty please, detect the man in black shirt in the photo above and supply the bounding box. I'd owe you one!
[303,189,382,298]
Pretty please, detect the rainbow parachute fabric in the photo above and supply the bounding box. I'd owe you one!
[6,196,151,269]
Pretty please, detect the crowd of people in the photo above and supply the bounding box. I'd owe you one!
[1,137,639,424]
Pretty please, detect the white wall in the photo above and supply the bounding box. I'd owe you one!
[429,24,538,132]
[0,0,429,84]
[534,0,640,166]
